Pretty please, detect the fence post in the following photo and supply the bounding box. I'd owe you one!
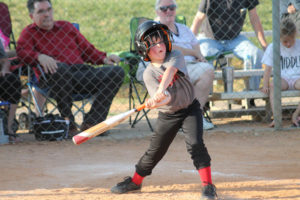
[272,0,282,129]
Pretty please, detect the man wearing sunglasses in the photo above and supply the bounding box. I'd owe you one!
[158,3,177,13]
[136,0,215,130]
[191,0,268,107]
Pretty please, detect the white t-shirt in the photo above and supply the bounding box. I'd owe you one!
[261,39,300,80]
[172,23,199,63]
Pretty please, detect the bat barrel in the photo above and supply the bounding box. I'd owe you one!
[72,109,138,145]
[73,135,89,145]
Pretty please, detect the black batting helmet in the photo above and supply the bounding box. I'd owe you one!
[134,20,172,61]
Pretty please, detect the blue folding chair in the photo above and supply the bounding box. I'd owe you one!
[27,63,94,128]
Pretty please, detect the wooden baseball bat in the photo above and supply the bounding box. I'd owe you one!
[72,104,146,145]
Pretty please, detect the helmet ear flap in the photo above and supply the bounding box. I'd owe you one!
[143,40,150,50]
[142,40,151,61]
[135,40,149,60]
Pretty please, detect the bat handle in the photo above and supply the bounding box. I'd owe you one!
[136,104,146,112]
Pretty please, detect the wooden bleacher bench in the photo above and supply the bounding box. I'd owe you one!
[208,30,300,120]
[214,69,265,80]
[211,90,300,101]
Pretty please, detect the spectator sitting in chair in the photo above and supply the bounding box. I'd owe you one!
[190,0,268,107]
[0,41,22,143]
[136,0,215,130]
[17,0,125,137]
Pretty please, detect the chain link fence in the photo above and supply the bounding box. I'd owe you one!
[194,0,274,126]
[200,0,299,130]
[0,0,298,139]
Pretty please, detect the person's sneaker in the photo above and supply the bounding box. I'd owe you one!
[111,176,141,194]
[200,184,218,200]
[203,117,214,130]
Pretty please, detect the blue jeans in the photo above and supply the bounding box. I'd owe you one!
[199,34,264,90]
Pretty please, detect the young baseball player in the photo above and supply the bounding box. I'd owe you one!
[261,18,300,127]
[110,20,217,200]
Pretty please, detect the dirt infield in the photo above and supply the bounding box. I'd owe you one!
[0,121,300,200]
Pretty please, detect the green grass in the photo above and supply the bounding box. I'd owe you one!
[3,0,273,85]
[3,0,272,53]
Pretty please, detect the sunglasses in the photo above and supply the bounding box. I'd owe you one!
[159,4,177,12]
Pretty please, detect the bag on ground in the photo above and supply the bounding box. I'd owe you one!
[33,114,69,141]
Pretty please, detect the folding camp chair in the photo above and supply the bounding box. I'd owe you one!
[27,64,94,128]
[0,2,16,49]
[0,2,25,75]
[125,17,153,131]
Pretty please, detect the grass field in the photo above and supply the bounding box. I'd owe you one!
[3,0,273,53]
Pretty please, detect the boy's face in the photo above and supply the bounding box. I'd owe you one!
[147,36,166,62]
[280,33,296,48]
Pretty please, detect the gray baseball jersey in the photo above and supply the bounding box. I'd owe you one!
[143,50,195,113]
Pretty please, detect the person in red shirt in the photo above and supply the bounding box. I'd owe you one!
[17,0,125,137]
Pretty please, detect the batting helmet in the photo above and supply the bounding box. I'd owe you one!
[134,20,172,61]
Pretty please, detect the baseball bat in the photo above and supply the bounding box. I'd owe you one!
[72,104,146,145]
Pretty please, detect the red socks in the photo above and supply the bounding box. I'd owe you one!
[132,168,211,186]
[132,172,144,185]
[198,166,212,186]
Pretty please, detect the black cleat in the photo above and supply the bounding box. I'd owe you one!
[111,176,141,194]
[200,184,218,200]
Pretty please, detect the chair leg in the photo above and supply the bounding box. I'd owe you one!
[131,109,153,132]
[129,78,153,132]
[129,77,133,125]
[203,105,212,123]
